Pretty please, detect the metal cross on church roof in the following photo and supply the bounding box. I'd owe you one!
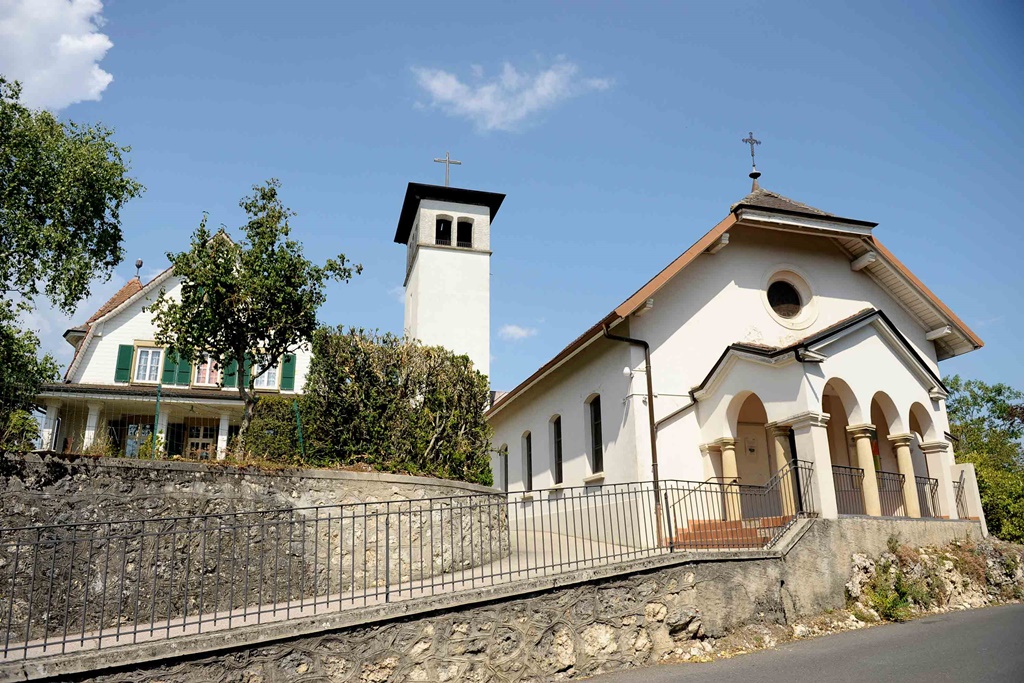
[433,151,462,187]
[742,132,761,171]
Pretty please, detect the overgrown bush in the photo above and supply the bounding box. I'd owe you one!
[243,395,303,463]
[302,327,492,485]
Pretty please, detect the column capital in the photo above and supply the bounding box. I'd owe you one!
[714,437,738,450]
[846,423,876,439]
[765,423,793,438]
[887,432,914,448]
[86,401,103,413]
[699,442,722,455]
[919,440,950,455]
[44,399,62,409]
[785,410,829,430]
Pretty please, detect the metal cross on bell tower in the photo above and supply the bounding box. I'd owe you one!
[433,151,462,187]
[742,131,762,191]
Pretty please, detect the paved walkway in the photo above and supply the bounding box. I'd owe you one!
[590,604,1024,683]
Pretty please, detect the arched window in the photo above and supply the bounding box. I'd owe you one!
[498,444,509,492]
[587,395,603,473]
[522,432,533,492]
[456,220,473,248]
[435,217,452,245]
[551,415,563,485]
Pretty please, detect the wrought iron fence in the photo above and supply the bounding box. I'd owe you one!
[915,475,940,518]
[665,460,814,550]
[954,472,969,519]
[0,472,817,660]
[832,464,866,515]
[876,470,906,517]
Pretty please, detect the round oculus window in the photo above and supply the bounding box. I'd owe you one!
[767,280,802,319]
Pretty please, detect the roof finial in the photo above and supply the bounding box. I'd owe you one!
[433,151,462,187]
[742,131,762,191]
[134,258,143,280]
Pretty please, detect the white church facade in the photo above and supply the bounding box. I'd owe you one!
[396,173,988,528]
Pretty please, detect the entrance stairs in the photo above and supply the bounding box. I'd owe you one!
[671,515,794,550]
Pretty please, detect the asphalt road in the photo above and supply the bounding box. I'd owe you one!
[589,605,1024,683]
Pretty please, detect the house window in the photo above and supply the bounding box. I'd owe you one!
[134,348,162,383]
[523,432,533,492]
[435,218,452,246]
[253,362,278,389]
[499,444,509,492]
[588,395,603,473]
[551,416,563,485]
[456,221,473,248]
[194,358,220,386]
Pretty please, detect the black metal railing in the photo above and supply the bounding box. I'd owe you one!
[915,475,940,518]
[435,236,452,246]
[456,240,473,249]
[832,464,866,515]
[0,473,817,660]
[954,472,969,518]
[665,460,815,550]
[876,470,906,517]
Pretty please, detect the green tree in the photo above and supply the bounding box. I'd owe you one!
[0,78,143,314]
[149,179,360,439]
[946,374,1024,542]
[303,328,493,485]
[0,77,140,450]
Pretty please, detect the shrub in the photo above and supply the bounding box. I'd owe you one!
[303,327,492,485]
[243,395,303,463]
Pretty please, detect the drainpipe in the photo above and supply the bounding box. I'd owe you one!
[602,324,663,546]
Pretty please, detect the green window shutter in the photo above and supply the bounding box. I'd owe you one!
[175,357,191,385]
[223,359,238,387]
[114,345,134,382]
[243,353,253,386]
[280,354,296,391]
[161,352,178,384]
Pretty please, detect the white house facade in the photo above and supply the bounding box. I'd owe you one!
[485,179,988,529]
[38,267,311,459]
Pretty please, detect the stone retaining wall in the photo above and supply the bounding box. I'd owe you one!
[6,516,982,683]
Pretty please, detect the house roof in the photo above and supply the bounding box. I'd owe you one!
[39,382,244,403]
[394,183,506,245]
[63,266,176,381]
[487,186,981,418]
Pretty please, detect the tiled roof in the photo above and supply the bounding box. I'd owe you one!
[86,278,144,324]
[729,188,835,217]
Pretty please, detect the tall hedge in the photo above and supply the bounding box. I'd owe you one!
[302,327,492,485]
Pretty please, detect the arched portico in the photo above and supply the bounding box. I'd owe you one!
[871,391,919,517]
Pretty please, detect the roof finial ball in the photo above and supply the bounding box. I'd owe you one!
[134,258,143,280]
[742,131,762,191]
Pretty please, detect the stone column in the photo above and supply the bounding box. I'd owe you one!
[83,402,102,450]
[217,413,230,460]
[790,411,838,520]
[767,424,796,516]
[889,433,921,518]
[921,441,957,519]
[847,425,882,517]
[41,400,61,452]
[717,437,741,521]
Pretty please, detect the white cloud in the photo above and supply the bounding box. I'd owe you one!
[499,324,538,341]
[412,58,611,132]
[388,285,405,304]
[0,0,113,110]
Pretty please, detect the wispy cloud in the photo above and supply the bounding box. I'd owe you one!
[499,324,538,341]
[0,0,113,110]
[388,285,405,304]
[412,58,611,132]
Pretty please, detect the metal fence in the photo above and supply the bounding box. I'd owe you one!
[954,472,969,519]
[832,464,866,515]
[0,470,817,661]
[915,475,940,518]
[876,470,906,517]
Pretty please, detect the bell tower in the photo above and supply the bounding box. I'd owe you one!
[394,182,505,380]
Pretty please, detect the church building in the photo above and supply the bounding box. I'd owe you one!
[395,161,987,529]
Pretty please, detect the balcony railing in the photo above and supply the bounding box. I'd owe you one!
[954,471,969,518]
[832,464,866,515]
[915,475,940,518]
[876,470,906,517]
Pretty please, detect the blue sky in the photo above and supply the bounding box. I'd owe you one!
[4,0,1023,392]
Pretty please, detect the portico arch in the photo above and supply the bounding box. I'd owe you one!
[909,402,938,443]
[870,391,903,472]
[871,391,911,516]
[733,393,772,486]
[822,378,858,468]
